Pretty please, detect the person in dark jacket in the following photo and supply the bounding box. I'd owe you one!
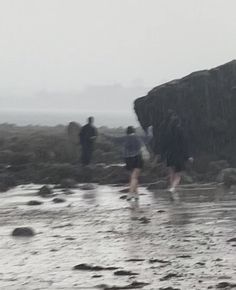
[162,115,193,193]
[79,117,98,166]
[124,126,143,201]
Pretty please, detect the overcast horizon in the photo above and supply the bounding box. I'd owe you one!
[0,0,236,125]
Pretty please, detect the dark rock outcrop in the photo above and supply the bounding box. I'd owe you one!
[134,60,236,165]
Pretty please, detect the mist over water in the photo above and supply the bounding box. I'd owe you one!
[0,110,137,128]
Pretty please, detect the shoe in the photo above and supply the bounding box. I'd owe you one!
[168,187,176,193]
[127,193,139,202]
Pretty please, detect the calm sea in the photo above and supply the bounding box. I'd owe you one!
[0,110,138,128]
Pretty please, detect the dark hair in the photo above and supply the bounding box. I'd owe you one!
[88,116,94,124]
[126,126,135,135]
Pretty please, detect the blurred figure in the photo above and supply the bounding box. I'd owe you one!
[79,117,98,166]
[124,126,143,201]
[161,115,193,193]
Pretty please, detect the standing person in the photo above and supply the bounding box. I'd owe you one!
[162,115,193,193]
[124,126,143,201]
[79,117,98,166]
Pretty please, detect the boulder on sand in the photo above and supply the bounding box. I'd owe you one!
[38,185,53,197]
[12,227,35,237]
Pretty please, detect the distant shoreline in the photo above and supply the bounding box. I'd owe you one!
[0,110,138,128]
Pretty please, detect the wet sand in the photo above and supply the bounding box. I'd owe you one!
[0,184,235,289]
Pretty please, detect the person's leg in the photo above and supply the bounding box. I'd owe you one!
[168,167,175,188]
[172,171,181,189]
[129,168,140,199]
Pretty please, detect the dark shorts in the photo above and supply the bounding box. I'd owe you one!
[166,153,186,172]
[125,155,143,171]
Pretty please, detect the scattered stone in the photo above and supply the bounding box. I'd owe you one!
[227,237,236,243]
[149,259,170,264]
[65,237,76,241]
[73,263,119,271]
[177,255,191,259]
[216,282,236,288]
[97,281,149,289]
[114,270,139,276]
[126,258,145,262]
[27,200,43,206]
[160,273,180,281]
[38,185,53,197]
[196,262,205,266]
[12,227,35,237]
[139,217,150,224]
[159,287,180,290]
[157,210,166,213]
[52,197,66,203]
[92,274,103,278]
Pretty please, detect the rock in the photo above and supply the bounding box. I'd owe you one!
[60,178,77,188]
[38,185,53,197]
[160,273,180,281]
[227,237,236,243]
[139,217,150,224]
[149,258,170,264]
[73,263,119,271]
[218,168,236,187]
[52,197,66,203]
[27,200,43,206]
[97,281,149,289]
[120,195,127,200]
[216,282,236,288]
[147,180,167,190]
[160,288,180,290]
[79,184,96,190]
[134,60,236,164]
[114,270,139,276]
[12,227,35,237]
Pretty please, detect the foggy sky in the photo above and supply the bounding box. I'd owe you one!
[0,0,236,112]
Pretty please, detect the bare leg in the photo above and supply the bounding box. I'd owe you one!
[168,167,175,188]
[129,168,141,199]
[172,172,181,189]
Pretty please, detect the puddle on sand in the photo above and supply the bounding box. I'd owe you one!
[0,184,235,289]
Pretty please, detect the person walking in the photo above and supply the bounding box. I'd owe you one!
[124,126,144,201]
[79,117,98,166]
[161,115,193,193]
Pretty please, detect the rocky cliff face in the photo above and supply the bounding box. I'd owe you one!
[134,60,236,163]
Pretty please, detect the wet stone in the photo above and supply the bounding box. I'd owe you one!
[73,263,119,271]
[38,185,53,197]
[216,281,236,288]
[114,270,139,276]
[52,197,66,203]
[139,217,150,224]
[12,227,35,237]
[160,273,181,281]
[149,259,170,264]
[27,200,43,206]
[227,237,236,243]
